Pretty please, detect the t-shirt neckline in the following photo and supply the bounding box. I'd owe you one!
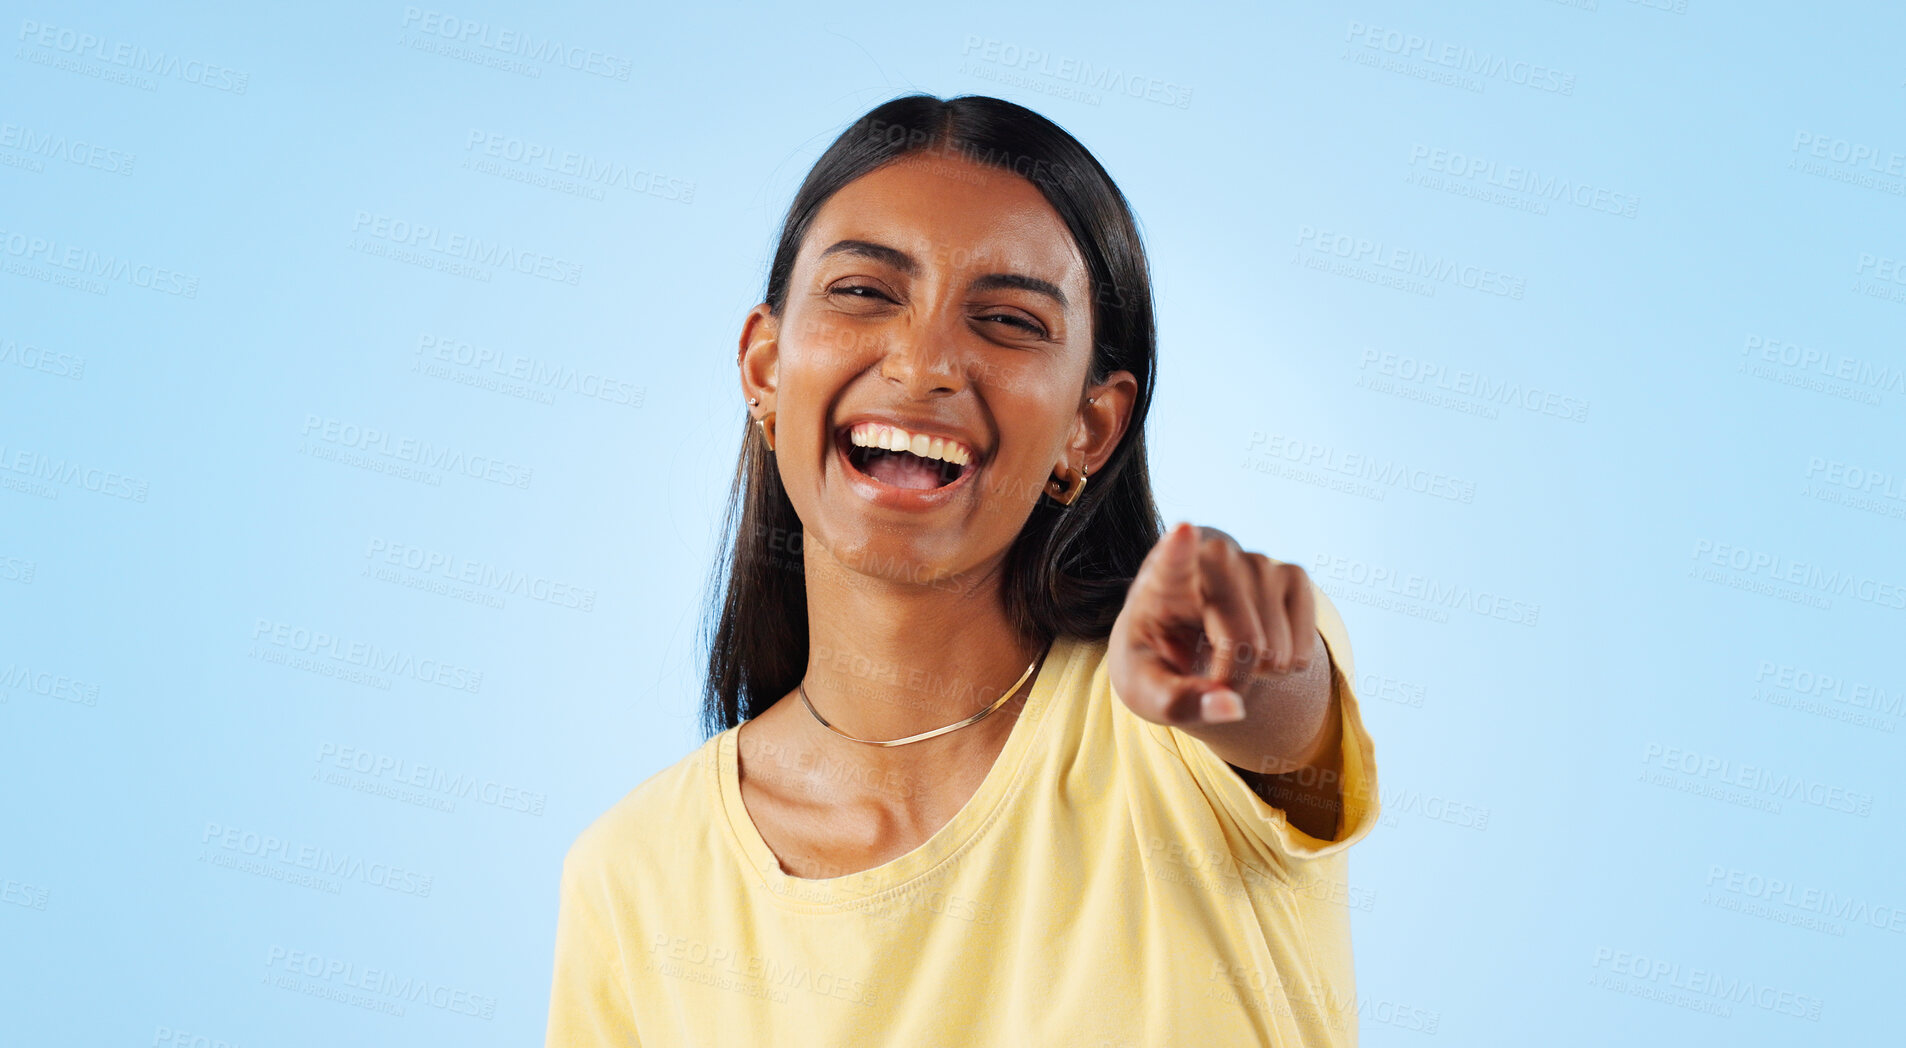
[715,635,1076,910]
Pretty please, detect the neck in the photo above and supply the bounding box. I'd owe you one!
[793,542,1046,771]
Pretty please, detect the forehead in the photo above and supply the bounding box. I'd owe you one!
[800,155,1087,289]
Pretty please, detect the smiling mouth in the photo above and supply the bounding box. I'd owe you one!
[838,431,970,491]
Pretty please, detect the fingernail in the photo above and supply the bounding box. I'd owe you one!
[1202,689,1245,723]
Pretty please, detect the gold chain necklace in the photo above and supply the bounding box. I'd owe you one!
[798,643,1050,747]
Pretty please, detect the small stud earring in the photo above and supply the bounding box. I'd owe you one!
[748,397,759,406]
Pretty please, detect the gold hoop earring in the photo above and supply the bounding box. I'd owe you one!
[1045,463,1087,507]
[756,412,777,452]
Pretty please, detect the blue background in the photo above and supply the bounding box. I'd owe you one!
[4,1,1903,1043]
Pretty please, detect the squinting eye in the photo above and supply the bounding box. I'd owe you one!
[984,313,1046,336]
[830,284,889,300]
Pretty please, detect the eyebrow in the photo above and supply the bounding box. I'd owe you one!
[817,239,1070,310]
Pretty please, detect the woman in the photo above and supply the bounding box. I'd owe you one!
[545,93,1380,1046]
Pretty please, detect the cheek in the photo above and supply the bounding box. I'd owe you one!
[983,407,1075,501]
[788,309,881,362]
[990,384,1075,454]
[776,334,863,423]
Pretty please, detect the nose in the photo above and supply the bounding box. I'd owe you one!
[878,316,964,398]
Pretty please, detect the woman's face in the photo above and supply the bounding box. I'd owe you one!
[738,151,1135,591]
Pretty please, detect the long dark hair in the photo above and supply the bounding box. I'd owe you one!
[698,93,1163,739]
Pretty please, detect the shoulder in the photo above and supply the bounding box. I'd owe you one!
[1085,578,1379,874]
[563,731,725,878]
[1054,631,1113,686]
[1042,633,1118,727]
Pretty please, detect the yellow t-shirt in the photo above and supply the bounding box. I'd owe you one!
[545,587,1379,1046]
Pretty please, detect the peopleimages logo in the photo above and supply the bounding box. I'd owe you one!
[1,663,100,706]
[201,821,435,897]
[1294,225,1526,299]
[1344,21,1575,95]
[250,618,484,694]
[1356,350,1589,422]
[1741,335,1905,406]
[1792,132,1906,176]
[362,537,598,612]
[463,130,694,203]
[416,334,644,409]
[0,336,85,379]
[1640,742,1875,816]
[1407,144,1637,218]
[300,413,534,489]
[1705,865,1906,935]
[0,441,150,501]
[0,120,136,175]
[959,36,1193,109]
[398,7,632,81]
[1589,947,1823,1021]
[1755,662,1903,718]
[1690,538,1906,611]
[15,19,251,93]
[315,742,547,815]
[0,227,199,297]
[1245,430,1477,503]
[349,212,581,285]
[263,944,498,1020]
[1312,552,1541,627]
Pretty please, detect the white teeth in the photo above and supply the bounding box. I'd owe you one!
[846,423,974,467]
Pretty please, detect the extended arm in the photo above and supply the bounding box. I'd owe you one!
[1108,523,1347,841]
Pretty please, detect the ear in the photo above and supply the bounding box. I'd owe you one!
[738,303,780,407]
[1067,369,1138,473]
